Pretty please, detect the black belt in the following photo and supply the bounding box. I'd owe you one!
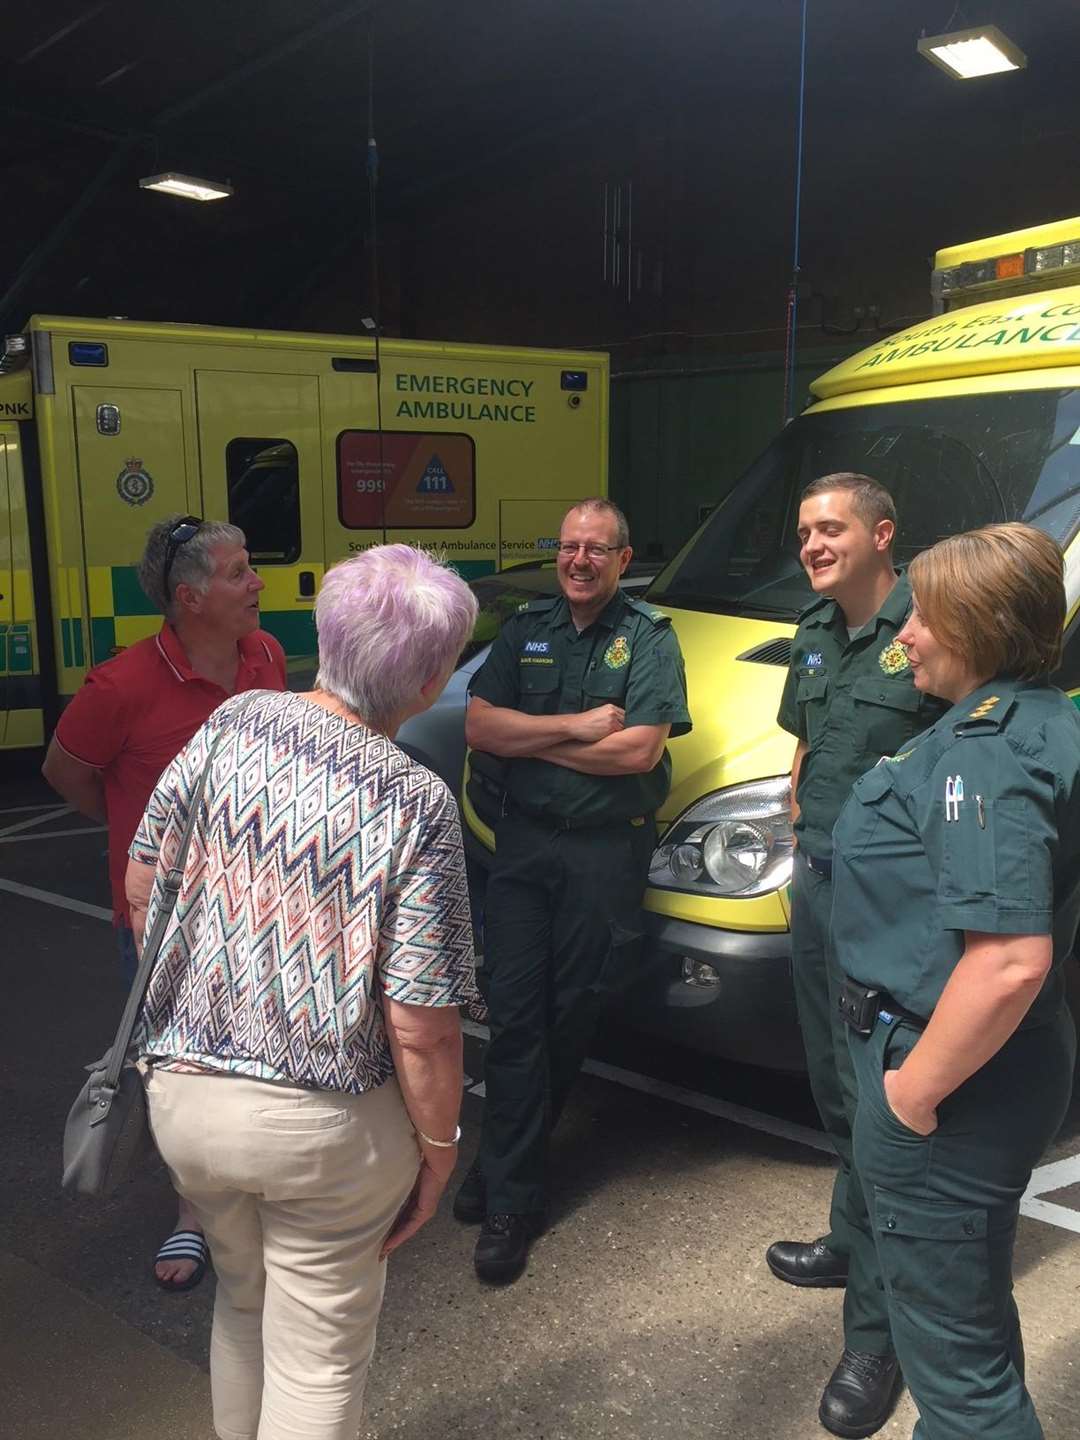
[838,976,928,1036]
[802,851,832,879]
[503,799,645,832]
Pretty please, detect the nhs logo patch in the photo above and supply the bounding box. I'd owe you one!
[523,640,551,655]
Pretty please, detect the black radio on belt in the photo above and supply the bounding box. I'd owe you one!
[838,977,880,1035]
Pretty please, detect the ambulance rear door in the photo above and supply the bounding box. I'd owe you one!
[0,422,43,749]
[72,386,190,665]
[195,371,324,675]
[0,428,14,746]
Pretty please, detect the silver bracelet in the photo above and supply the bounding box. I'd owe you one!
[417,1124,461,1148]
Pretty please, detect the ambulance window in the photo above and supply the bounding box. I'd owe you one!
[226,438,301,563]
[1055,615,1080,696]
[337,430,476,529]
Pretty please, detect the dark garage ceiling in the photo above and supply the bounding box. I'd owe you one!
[4,0,1080,345]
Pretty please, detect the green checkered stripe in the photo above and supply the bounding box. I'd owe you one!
[0,622,42,709]
[89,566,318,665]
[61,619,86,668]
[0,623,33,674]
[88,566,156,665]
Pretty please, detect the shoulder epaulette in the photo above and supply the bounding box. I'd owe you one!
[623,596,671,626]
[518,596,560,613]
[797,594,833,623]
[953,692,1016,736]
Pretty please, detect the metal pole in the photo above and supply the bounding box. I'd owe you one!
[784,0,809,422]
[604,182,613,283]
[627,181,633,303]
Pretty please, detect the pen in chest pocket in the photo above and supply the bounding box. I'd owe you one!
[944,774,965,822]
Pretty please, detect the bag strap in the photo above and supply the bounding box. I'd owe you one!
[102,694,260,1090]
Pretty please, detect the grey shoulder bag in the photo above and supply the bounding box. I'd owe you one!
[61,703,250,1196]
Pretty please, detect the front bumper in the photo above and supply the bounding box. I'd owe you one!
[621,912,804,1072]
[465,832,804,1072]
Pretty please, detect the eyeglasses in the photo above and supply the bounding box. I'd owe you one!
[162,515,203,600]
[555,541,623,560]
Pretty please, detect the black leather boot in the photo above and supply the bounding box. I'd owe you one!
[473,1213,543,1285]
[766,1236,849,1287]
[818,1348,901,1438]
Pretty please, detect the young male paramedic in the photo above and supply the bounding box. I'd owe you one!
[456,498,691,1285]
[767,474,944,1438]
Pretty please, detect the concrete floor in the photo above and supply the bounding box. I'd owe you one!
[2,774,1079,1440]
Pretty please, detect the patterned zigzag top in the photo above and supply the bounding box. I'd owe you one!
[131,690,478,1094]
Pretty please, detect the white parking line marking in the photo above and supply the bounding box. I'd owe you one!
[0,825,106,845]
[1023,1151,1080,1194]
[0,805,70,838]
[463,1019,1080,1235]
[462,1017,832,1154]
[577,1055,834,1153]
[1021,1151,1080,1232]
[1019,1197,1080,1235]
[0,877,112,922]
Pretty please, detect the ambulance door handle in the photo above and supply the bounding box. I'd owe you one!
[298,571,316,598]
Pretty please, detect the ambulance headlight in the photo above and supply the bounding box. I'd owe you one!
[649,776,793,898]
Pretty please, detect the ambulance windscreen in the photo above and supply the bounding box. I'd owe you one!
[647,386,1080,620]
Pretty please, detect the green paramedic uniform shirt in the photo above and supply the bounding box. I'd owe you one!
[468,589,692,824]
[831,679,1080,1027]
[776,571,945,860]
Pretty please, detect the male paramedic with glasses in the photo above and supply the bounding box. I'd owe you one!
[454,498,691,1284]
[43,515,286,1292]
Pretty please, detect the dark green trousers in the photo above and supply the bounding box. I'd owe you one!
[849,1006,1075,1440]
[790,853,892,1354]
[477,811,656,1215]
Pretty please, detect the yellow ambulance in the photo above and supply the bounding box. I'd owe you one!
[0,317,608,749]
[457,215,1080,1068]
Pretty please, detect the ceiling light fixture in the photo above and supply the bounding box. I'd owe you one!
[138,172,234,202]
[917,24,1026,79]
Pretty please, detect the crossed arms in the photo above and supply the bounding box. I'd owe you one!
[465,697,670,775]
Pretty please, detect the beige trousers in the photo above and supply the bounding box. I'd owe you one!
[146,1068,420,1440]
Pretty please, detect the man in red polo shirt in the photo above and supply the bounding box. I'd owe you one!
[43,515,287,1290]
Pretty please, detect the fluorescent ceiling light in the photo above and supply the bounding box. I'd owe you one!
[918,24,1026,79]
[138,172,234,201]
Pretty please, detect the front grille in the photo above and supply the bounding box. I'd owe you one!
[736,637,793,667]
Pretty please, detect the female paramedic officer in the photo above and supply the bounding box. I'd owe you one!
[830,521,1080,1440]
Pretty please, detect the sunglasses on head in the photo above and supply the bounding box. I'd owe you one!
[162,515,203,600]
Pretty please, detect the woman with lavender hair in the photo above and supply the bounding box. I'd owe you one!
[125,546,479,1440]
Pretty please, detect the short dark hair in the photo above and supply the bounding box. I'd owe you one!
[562,497,630,549]
[801,473,897,533]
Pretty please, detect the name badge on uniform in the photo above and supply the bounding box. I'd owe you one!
[520,639,553,665]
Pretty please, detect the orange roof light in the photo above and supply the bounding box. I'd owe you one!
[995,253,1025,280]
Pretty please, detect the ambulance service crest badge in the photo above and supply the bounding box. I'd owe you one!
[878,639,910,675]
[604,635,631,670]
[116,458,154,506]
